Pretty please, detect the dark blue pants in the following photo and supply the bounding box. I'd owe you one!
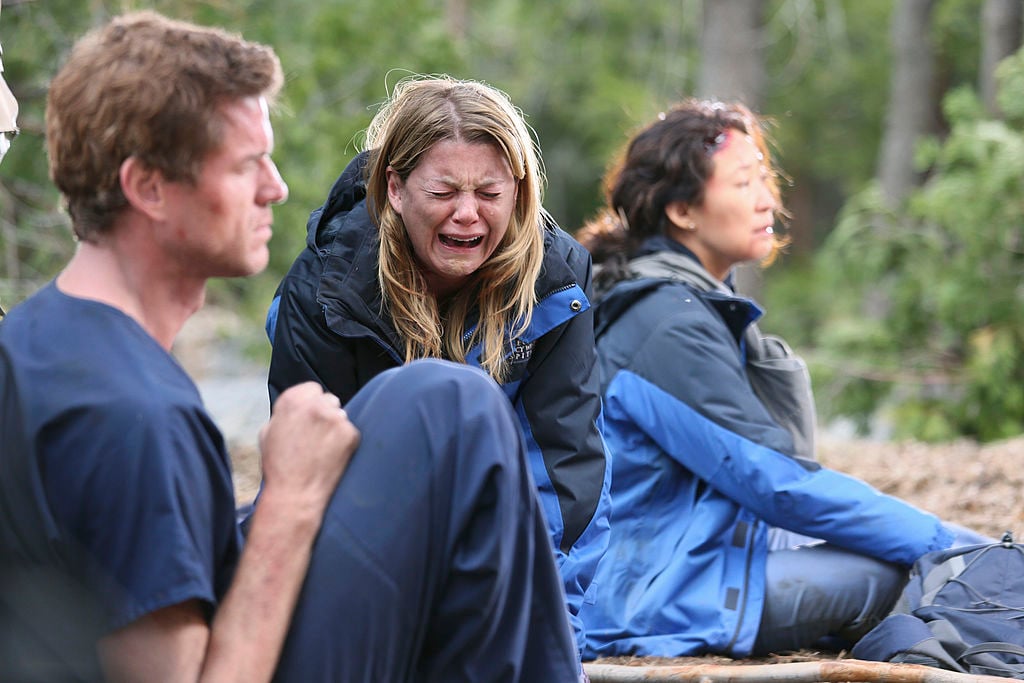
[753,524,995,655]
[754,542,905,654]
[273,359,578,682]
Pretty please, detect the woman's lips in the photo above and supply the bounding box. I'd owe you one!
[439,234,484,248]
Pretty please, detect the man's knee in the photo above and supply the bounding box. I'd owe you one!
[350,360,514,436]
[368,359,500,404]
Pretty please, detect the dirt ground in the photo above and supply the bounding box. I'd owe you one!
[816,433,1024,540]
[228,427,1024,541]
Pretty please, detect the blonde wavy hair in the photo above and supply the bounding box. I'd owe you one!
[364,75,545,382]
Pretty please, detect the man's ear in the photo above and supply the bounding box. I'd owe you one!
[665,200,696,231]
[119,157,167,221]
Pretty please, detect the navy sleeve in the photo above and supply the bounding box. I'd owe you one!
[519,238,612,657]
[39,397,239,630]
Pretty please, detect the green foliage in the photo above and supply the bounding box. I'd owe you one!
[468,0,702,230]
[0,0,664,303]
[0,0,86,307]
[760,255,827,348]
[933,0,983,92]
[995,49,1024,122]
[257,0,470,277]
[815,50,1024,441]
[2,1,1022,444]
[766,0,893,200]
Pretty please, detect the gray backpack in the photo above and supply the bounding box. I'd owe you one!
[852,533,1024,678]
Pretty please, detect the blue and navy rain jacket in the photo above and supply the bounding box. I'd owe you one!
[265,152,612,658]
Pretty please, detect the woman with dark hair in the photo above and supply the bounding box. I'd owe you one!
[577,100,985,659]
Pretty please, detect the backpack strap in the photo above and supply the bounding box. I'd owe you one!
[958,642,1024,677]
[920,553,967,606]
[961,642,1024,659]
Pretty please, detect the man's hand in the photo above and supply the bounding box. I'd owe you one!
[258,382,360,519]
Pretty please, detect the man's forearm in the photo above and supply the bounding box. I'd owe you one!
[200,484,324,682]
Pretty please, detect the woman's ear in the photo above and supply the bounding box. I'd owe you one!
[665,201,696,232]
[386,166,404,215]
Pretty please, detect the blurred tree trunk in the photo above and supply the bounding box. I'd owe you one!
[1,185,17,291]
[697,0,767,299]
[446,0,468,42]
[877,0,937,209]
[867,1,936,323]
[979,0,1023,117]
[697,0,766,105]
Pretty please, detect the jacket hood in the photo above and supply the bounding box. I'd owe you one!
[594,278,667,340]
[595,244,717,339]
[594,248,762,344]
[629,250,726,294]
[306,151,371,252]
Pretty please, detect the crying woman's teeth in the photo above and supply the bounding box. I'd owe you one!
[440,235,484,247]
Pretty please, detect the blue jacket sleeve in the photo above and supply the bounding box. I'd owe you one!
[610,299,952,566]
[518,244,612,658]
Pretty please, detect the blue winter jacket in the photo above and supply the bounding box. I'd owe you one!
[265,152,612,657]
[580,237,954,659]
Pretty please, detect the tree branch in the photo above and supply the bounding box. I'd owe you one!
[585,659,1009,683]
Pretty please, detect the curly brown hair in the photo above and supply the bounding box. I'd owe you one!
[46,11,283,242]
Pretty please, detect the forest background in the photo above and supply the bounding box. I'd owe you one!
[1,0,1023,444]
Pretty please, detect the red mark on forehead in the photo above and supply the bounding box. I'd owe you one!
[720,128,741,151]
[705,128,741,157]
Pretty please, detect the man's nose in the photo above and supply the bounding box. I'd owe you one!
[261,158,289,206]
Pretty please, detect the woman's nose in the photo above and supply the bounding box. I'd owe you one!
[451,193,479,223]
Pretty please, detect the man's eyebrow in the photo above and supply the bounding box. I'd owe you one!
[244,150,272,163]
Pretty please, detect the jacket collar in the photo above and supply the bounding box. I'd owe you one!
[635,234,737,290]
[595,243,761,345]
